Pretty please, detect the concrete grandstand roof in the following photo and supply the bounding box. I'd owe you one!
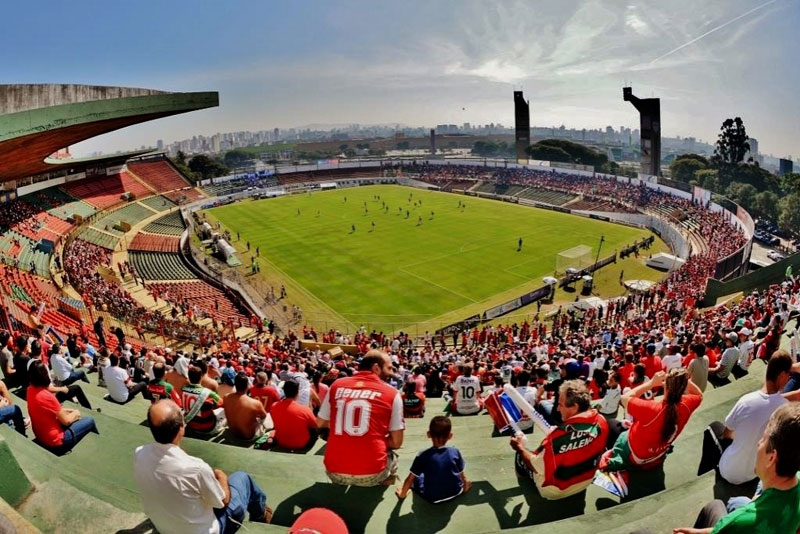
[0,84,218,183]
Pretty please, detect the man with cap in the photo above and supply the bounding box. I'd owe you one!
[536,360,581,426]
[732,328,754,379]
[708,332,740,387]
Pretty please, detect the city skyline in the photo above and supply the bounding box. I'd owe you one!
[3,1,798,159]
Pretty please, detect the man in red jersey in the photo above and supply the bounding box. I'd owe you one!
[317,350,405,487]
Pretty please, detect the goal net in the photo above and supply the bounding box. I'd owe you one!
[555,245,592,275]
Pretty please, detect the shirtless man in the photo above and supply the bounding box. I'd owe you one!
[224,372,267,440]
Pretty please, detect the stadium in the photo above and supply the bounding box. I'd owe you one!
[0,77,798,534]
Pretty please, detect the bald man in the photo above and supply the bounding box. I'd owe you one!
[133,400,271,534]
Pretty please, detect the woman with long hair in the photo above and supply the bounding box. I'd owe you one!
[602,368,703,472]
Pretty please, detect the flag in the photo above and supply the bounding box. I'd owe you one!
[485,389,522,433]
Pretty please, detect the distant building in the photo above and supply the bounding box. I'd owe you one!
[779,158,793,175]
[156,139,164,150]
[746,137,759,162]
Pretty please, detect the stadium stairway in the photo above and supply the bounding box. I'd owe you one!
[0,355,769,534]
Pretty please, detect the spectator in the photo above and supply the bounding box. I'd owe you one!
[687,344,710,393]
[249,371,281,414]
[317,350,404,487]
[269,379,317,451]
[709,333,740,387]
[0,380,26,436]
[94,316,107,348]
[511,380,608,499]
[0,330,15,386]
[596,371,622,420]
[147,362,182,406]
[603,369,702,472]
[698,351,796,484]
[673,403,800,534]
[50,344,90,386]
[134,400,271,534]
[104,353,148,404]
[224,372,267,441]
[27,360,97,455]
[182,364,225,434]
[396,416,470,503]
[401,379,426,419]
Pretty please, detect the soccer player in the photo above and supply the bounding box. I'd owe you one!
[351,224,356,233]
[317,350,404,486]
[518,237,523,251]
[452,364,482,415]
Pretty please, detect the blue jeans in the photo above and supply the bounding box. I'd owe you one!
[0,404,26,436]
[783,373,800,393]
[54,417,98,454]
[61,370,90,386]
[215,472,267,533]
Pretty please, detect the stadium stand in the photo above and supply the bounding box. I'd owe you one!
[127,232,181,253]
[129,251,196,280]
[139,195,177,212]
[141,211,185,236]
[147,281,249,323]
[62,172,153,209]
[90,203,158,234]
[127,159,193,193]
[77,227,120,250]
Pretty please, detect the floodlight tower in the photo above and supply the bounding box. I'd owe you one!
[623,87,661,177]
[514,91,530,160]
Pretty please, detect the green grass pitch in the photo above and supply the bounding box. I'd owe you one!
[206,185,654,327]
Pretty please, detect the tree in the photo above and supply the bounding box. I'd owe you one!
[176,150,187,166]
[778,193,800,235]
[223,149,251,169]
[188,155,229,181]
[779,172,800,195]
[753,191,780,222]
[669,157,707,183]
[695,169,720,192]
[527,144,571,163]
[711,117,750,167]
[725,182,758,210]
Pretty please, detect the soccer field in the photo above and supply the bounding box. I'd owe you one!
[205,185,658,330]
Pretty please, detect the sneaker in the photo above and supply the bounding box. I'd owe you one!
[24,417,31,428]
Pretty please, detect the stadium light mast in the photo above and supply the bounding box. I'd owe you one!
[593,235,605,273]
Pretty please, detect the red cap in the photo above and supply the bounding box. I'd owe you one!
[289,508,348,534]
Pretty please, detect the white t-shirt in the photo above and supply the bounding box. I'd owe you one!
[51,354,74,382]
[288,372,311,408]
[105,366,131,403]
[514,385,539,430]
[719,390,787,484]
[598,385,621,416]
[133,443,224,534]
[661,354,683,371]
[454,375,481,414]
[737,340,754,369]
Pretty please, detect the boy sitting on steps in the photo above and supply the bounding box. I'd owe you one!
[396,416,471,503]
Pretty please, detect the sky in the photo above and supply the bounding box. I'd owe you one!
[3,0,799,158]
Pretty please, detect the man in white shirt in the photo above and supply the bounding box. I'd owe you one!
[732,327,754,379]
[50,345,90,386]
[452,365,482,415]
[104,354,147,404]
[698,350,800,483]
[661,345,683,371]
[513,370,539,431]
[708,332,740,387]
[134,400,271,534]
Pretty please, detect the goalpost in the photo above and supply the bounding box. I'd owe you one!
[555,244,593,275]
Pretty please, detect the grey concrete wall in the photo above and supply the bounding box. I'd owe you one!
[0,84,167,114]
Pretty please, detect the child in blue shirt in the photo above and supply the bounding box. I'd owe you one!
[396,416,470,503]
